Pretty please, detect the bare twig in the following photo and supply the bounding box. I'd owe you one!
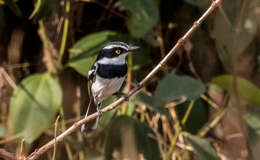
[74,87,85,160]
[19,139,26,160]
[52,116,60,160]
[0,67,16,89]
[59,107,74,160]
[27,1,222,159]
[167,100,195,158]
[200,94,219,110]
[0,149,16,160]
[198,106,229,137]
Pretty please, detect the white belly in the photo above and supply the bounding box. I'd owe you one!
[91,75,126,102]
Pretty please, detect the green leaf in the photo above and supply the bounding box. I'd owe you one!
[68,56,96,78]
[244,112,260,136]
[68,31,125,77]
[244,112,260,147]
[211,75,260,106]
[133,91,169,117]
[119,0,159,38]
[5,0,22,17]
[133,74,205,117]
[176,98,209,134]
[8,73,62,143]
[29,0,56,20]
[185,133,219,160]
[105,116,160,160]
[154,74,205,107]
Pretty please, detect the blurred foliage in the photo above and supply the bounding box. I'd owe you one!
[185,133,218,160]
[5,0,22,17]
[29,0,57,21]
[105,116,160,160]
[118,0,159,38]
[8,73,62,143]
[0,0,260,159]
[176,98,209,134]
[133,74,205,117]
[213,10,258,71]
[244,112,260,147]
[154,74,205,106]
[211,75,260,106]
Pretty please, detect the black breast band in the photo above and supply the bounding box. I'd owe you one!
[97,63,128,78]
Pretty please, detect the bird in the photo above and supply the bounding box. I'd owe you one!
[81,41,139,131]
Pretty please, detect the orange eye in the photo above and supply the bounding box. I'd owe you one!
[115,49,121,54]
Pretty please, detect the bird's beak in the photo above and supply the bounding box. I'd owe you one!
[128,45,140,52]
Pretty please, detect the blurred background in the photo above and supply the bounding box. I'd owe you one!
[0,0,260,159]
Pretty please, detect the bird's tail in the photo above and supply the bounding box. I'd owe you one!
[81,97,92,132]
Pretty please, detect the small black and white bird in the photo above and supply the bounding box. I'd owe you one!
[81,41,139,131]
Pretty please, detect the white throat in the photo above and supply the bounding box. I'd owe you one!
[97,54,128,65]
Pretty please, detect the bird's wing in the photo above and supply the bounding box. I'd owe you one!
[81,63,98,132]
[87,62,98,98]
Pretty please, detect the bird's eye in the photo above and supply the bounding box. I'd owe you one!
[115,49,121,55]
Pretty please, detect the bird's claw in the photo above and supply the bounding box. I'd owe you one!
[122,94,129,101]
[97,109,103,117]
[113,92,129,101]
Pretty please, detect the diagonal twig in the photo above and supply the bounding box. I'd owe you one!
[27,0,222,159]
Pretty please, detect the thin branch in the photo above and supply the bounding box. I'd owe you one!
[19,139,26,160]
[0,67,16,89]
[181,100,195,125]
[167,100,195,158]
[198,94,230,137]
[27,1,222,159]
[59,107,74,160]
[198,106,229,137]
[52,116,60,160]
[200,94,219,110]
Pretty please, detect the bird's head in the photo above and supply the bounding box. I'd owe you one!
[97,42,139,64]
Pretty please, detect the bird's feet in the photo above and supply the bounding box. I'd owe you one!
[97,109,103,117]
[97,102,103,117]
